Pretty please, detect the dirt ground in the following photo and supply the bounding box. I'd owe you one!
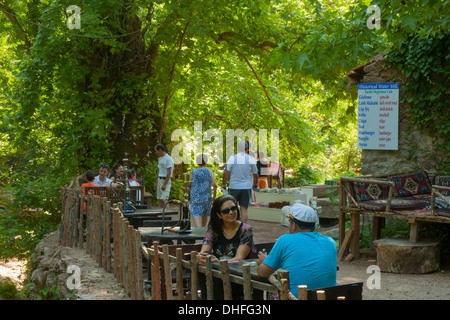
[1,219,450,300]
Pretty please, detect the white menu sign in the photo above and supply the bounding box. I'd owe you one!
[357,83,399,150]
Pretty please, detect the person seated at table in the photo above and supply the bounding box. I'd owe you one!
[128,169,142,204]
[128,169,140,186]
[94,163,113,187]
[81,170,99,211]
[256,203,337,299]
[196,195,256,299]
[110,163,124,182]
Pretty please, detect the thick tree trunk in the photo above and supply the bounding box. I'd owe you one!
[81,7,163,166]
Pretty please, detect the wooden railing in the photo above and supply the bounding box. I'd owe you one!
[142,242,283,300]
[60,187,145,299]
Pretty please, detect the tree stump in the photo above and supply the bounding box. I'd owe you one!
[374,238,440,274]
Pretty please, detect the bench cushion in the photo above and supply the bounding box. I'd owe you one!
[434,175,450,196]
[390,171,432,197]
[349,181,391,201]
[357,197,430,211]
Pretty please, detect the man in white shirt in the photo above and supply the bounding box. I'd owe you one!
[221,140,258,222]
[153,144,174,208]
[94,163,113,187]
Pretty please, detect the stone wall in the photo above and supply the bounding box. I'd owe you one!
[27,231,75,299]
[357,53,442,176]
[26,230,130,300]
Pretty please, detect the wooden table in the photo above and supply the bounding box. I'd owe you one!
[139,226,207,245]
[123,208,179,228]
[123,208,179,218]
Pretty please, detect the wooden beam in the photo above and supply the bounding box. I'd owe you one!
[337,229,353,262]
[350,214,360,259]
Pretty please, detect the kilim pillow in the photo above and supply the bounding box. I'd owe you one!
[390,171,432,197]
[349,181,391,202]
[434,176,450,196]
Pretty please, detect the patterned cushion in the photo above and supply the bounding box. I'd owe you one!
[390,171,432,197]
[434,175,450,196]
[349,180,391,202]
[358,198,430,211]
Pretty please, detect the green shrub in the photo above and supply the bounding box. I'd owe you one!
[0,278,18,299]
[284,164,323,187]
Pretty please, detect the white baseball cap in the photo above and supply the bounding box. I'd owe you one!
[288,203,318,224]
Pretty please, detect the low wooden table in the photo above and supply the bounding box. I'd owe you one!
[124,208,179,228]
[139,226,207,245]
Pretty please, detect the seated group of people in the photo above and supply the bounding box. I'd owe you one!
[196,195,338,300]
[81,163,141,192]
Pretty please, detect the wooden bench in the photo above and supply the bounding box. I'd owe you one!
[339,172,450,260]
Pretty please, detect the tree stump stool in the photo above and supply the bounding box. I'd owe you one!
[374,238,440,274]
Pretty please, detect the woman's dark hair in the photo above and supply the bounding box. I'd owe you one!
[208,195,240,242]
[110,164,122,179]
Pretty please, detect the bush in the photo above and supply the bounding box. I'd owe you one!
[284,164,323,187]
[0,278,18,299]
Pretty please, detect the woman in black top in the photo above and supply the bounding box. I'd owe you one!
[196,195,256,299]
[197,195,255,264]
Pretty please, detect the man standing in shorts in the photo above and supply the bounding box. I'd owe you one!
[154,144,174,208]
[221,140,258,222]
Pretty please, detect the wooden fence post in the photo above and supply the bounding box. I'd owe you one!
[78,189,84,249]
[152,241,161,300]
[134,229,144,300]
[317,290,326,300]
[85,193,92,254]
[205,256,213,300]
[113,207,122,284]
[176,248,184,300]
[280,279,289,300]
[219,260,232,300]
[190,251,199,300]
[128,224,136,299]
[298,285,308,301]
[162,244,173,300]
[242,263,252,300]
[105,200,112,272]
[120,216,129,291]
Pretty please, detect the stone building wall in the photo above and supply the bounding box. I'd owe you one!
[355,53,441,176]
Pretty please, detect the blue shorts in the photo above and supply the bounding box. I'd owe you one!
[190,202,212,217]
[229,189,251,208]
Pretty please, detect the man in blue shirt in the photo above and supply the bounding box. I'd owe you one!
[257,203,337,299]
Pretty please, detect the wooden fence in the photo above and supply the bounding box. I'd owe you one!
[142,242,293,300]
[60,187,145,299]
[60,188,83,248]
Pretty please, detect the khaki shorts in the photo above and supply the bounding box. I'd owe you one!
[157,178,171,200]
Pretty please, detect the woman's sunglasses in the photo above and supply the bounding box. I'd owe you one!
[220,205,238,215]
